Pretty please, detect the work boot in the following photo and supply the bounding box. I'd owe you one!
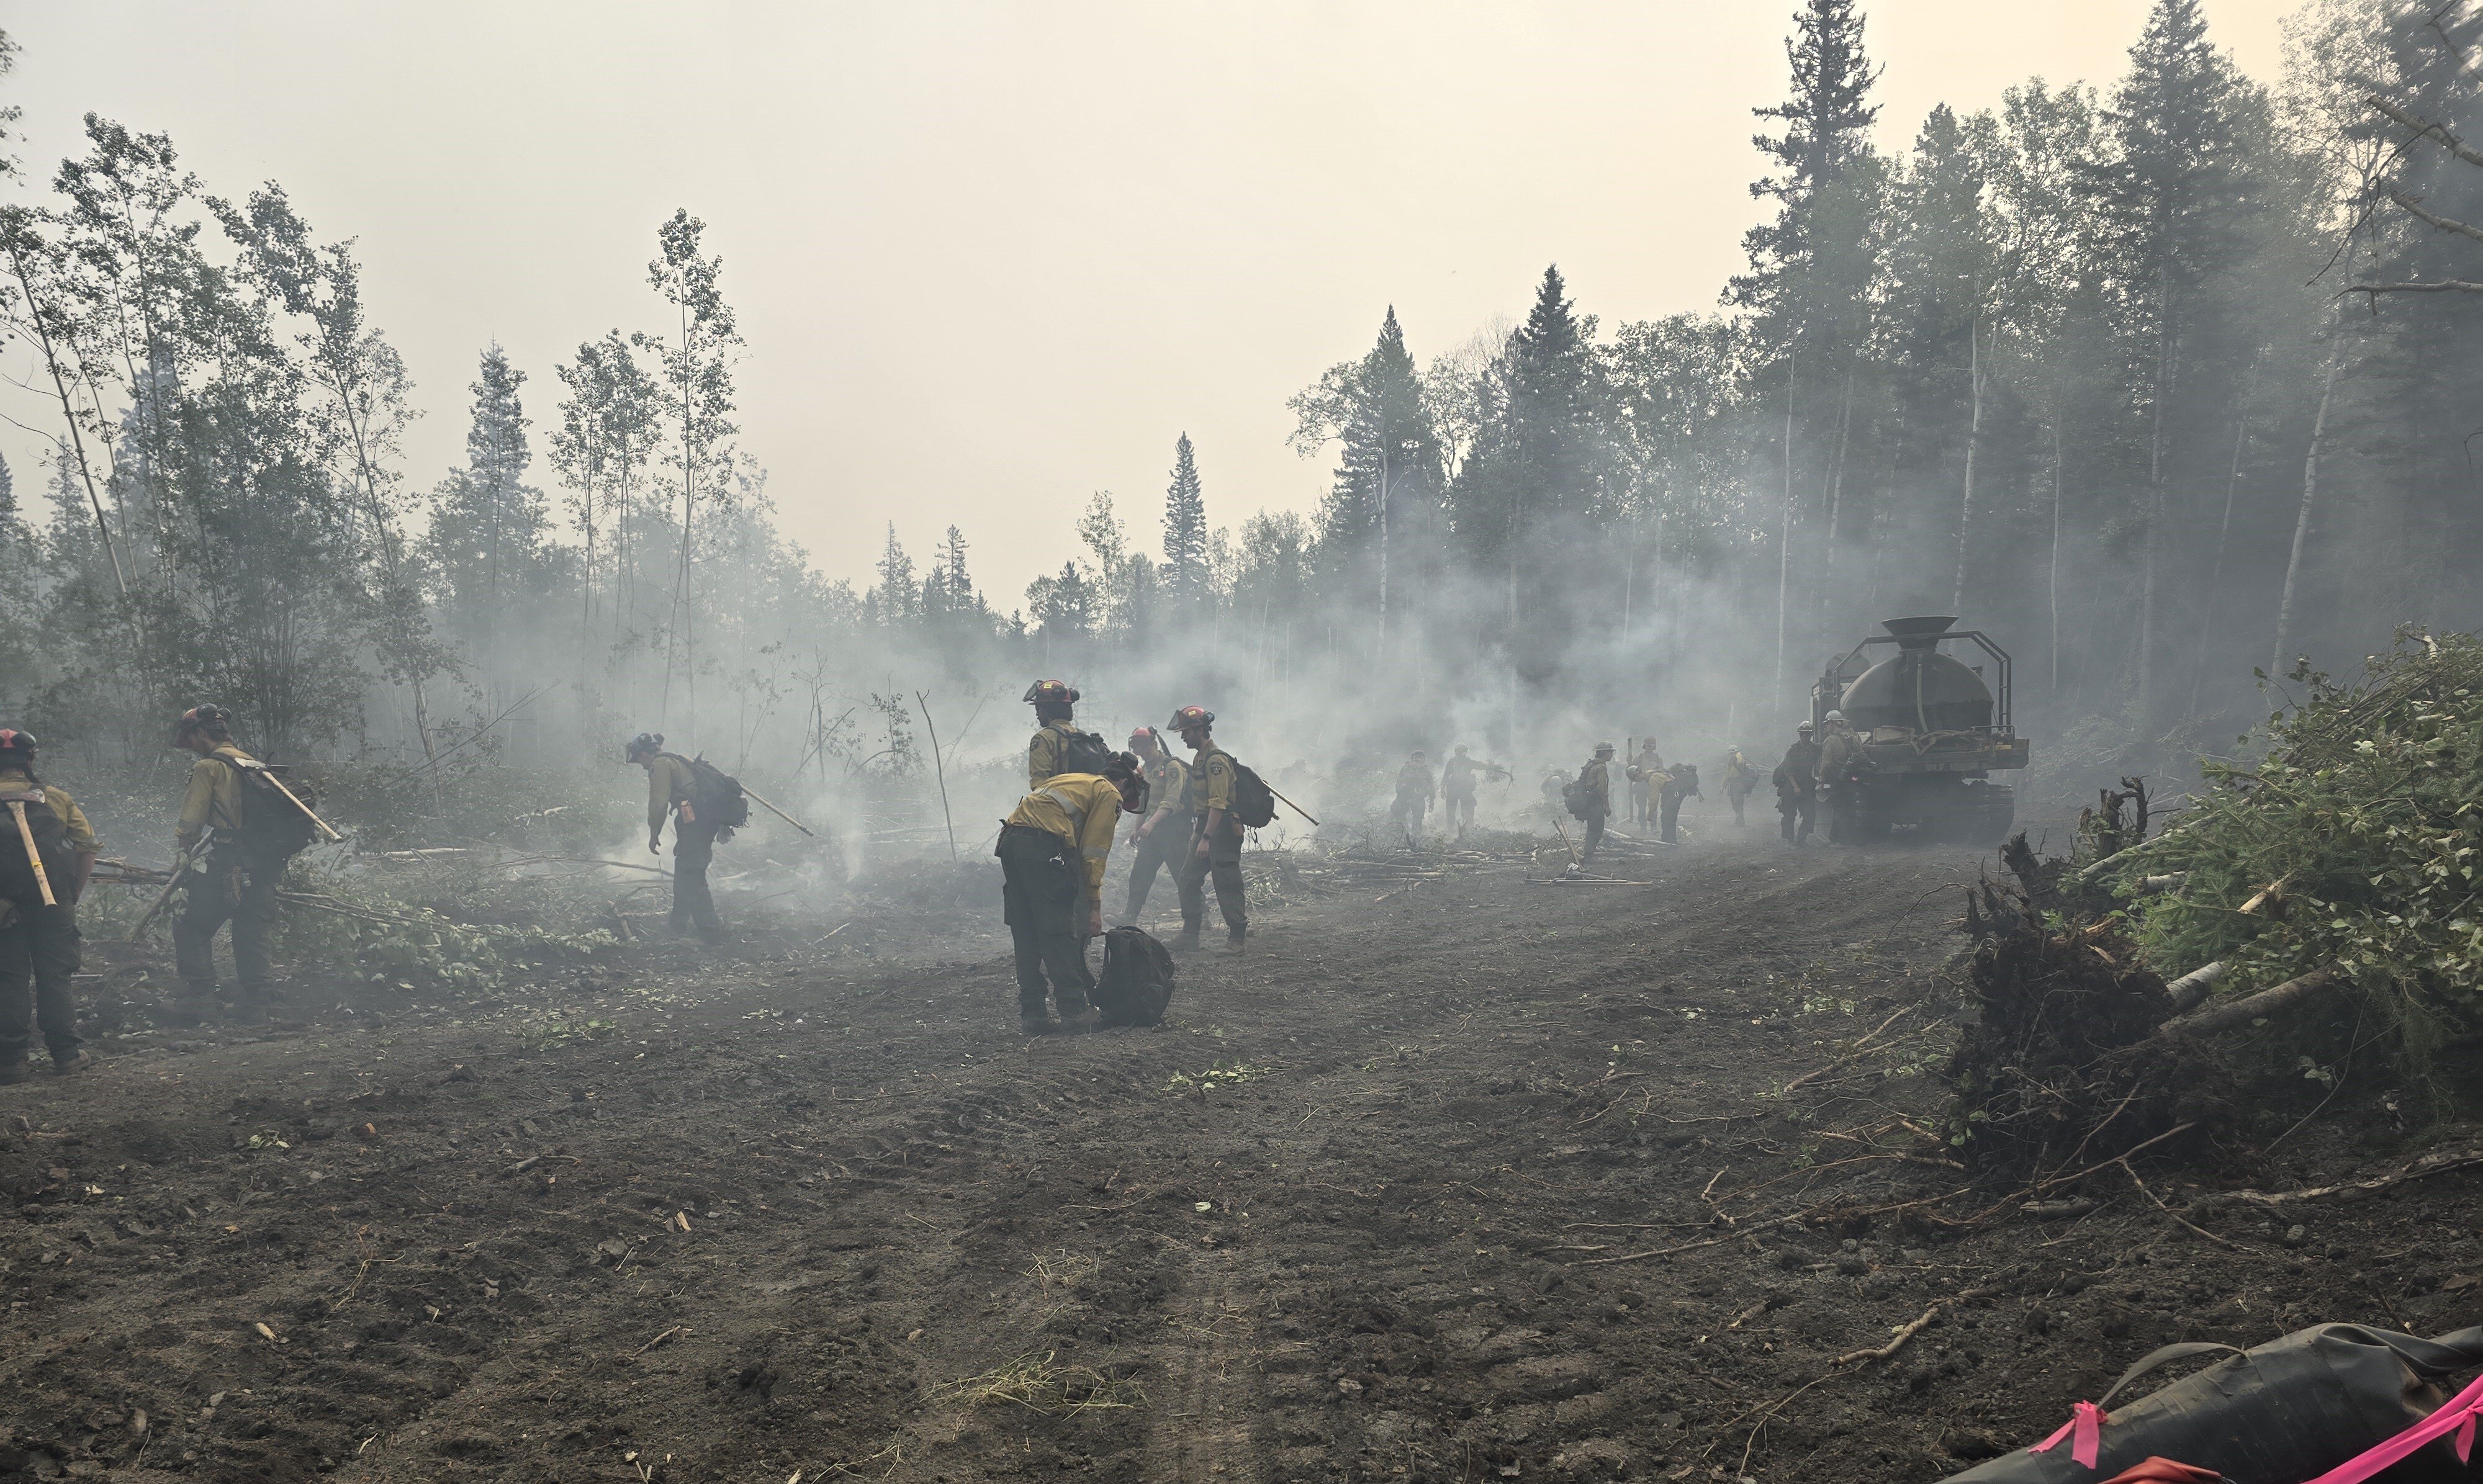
[232,990,270,1027]
[1171,929,1202,955]
[50,1050,96,1075]
[0,1061,27,1086]
[1019,1010,1054,1037]
[1222,929,1247,955]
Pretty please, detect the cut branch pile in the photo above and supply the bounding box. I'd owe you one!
[2101,631,2483,1091]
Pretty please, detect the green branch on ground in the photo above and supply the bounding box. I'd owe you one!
[2107,630,2483,1077]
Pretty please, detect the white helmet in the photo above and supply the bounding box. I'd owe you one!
[1824,709,1846,724]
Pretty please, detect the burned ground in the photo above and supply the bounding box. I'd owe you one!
[3,829,2478,1482]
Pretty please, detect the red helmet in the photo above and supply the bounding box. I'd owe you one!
[1023,680,1078,706]
[1166,706,1215,732]
[0,729,34,756]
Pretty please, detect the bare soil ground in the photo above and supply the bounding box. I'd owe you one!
[5,822,2479,1483]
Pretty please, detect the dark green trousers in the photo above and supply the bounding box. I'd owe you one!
[0,902,81,1066]
[1178,818,1247,938]
[1121,821,1186,925]
[999,825,1091,1014]
[174,855,276,997]
[671,821,724,940]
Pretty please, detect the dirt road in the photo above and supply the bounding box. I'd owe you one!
[4,827,2476,1482]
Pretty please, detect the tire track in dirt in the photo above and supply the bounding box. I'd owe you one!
[8,835,1993,1482]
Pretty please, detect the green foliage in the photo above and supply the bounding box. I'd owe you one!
[2117,631,2483,1052]
[273,853,620,999]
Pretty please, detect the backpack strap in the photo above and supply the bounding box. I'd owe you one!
[1037,786,1110,861]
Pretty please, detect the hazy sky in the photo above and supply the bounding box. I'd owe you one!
[5,2,2291,602]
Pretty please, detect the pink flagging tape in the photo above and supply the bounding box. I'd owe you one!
[2030,1400,2109,1469]
[2301,1371,2483,1484]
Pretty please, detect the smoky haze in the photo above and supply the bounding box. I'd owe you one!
[2,2,2286,596]
[0,0,2469,857]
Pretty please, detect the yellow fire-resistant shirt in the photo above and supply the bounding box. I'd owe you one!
[0,770,98,853]
[1141,753,1191,823]
[1579,757,1612,810]
[1027,722,1096,788]
[176,744,258,848]
[1185,744,1235,816]
[1004,773,1125,895]
[646,753,700,834]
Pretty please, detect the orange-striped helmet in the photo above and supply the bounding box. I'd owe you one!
[1023,680,1078,706]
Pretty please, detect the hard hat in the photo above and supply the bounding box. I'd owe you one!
[1454,744,1469,754]
[1167,706,1215,732]
[1410,749,1426,761]
[1127,726,1159,750]
[624,732,664,762]
[1023,680,1078,706]
[175,704,235,742]
[1798,721,1816,734]
[1593,740,1615,755]
[0,728,34,755]
[1824,709,1845,723]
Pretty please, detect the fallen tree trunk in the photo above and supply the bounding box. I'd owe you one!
[2163,960,2227,1015]
[2155,966,2340,1041]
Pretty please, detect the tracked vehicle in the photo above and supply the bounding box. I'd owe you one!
[1811,616,2029,843]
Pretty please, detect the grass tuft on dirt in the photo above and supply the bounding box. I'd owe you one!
[932,1351,1143,1416]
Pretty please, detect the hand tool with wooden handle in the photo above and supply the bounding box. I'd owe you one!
[8,798,56,907]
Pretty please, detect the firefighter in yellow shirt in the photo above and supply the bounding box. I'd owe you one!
[1024,680,1105,787]
[628,732,725,944]
[998,751,1145,1034]
[169,704,283,1025]
[1577,741,1616,863]
[0,729,99,1081]
[1169,705,1248,952]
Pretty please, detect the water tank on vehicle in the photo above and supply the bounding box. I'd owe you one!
[1839,616,1994,734]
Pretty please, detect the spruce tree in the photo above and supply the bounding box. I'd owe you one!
[1162,432,1208,608]
[2092,0,2256,714]
[875,521,916,625]
[1322,307,1441,637]
[1734,0,1883,325]
[425,344,552,649]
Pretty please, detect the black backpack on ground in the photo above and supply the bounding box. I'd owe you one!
[227,758,323,862]
[1052,726,1115,777]
[1094,927,1178,1027]
[0,788,75,907]
[668,753,751,840]
[1228,759,1278,829]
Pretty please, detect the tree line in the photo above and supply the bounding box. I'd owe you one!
[0,0,2475,788]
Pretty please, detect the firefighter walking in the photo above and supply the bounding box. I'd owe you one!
[1169,706,1248,952]
[1773,720,1821,846]
[0,729,98,1081]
